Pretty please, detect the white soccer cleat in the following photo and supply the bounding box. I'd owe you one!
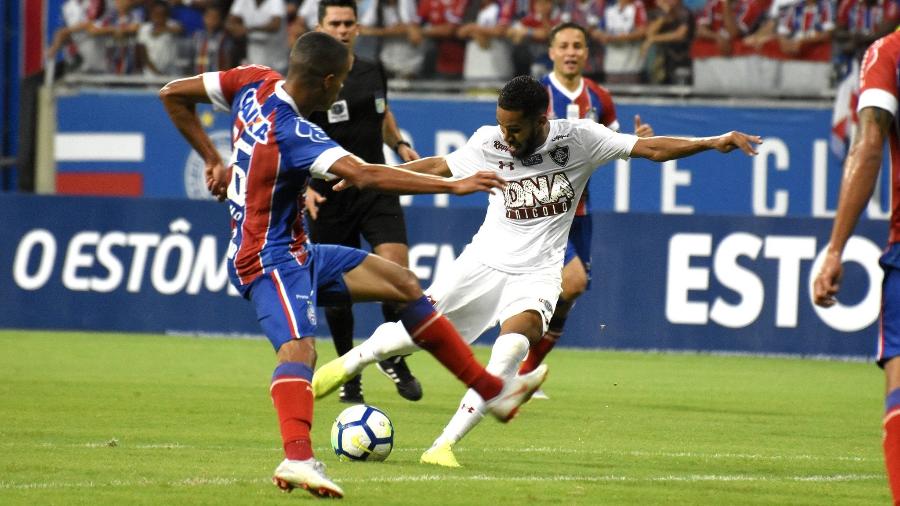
[484,364,548,423]
[530,388,550,400]
[272,458,344,498]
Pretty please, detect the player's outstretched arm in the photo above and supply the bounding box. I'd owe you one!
[396,156,453,177]
[813,106,891,307]
[328,155,504,195]
[630,131,761,162]
[159,75,228,200]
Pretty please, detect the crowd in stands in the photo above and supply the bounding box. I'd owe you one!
[47,0,900,86]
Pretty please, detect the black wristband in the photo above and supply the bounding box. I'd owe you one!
[393,140,411,152]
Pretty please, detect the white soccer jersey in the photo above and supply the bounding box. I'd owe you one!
[445,118,638,273]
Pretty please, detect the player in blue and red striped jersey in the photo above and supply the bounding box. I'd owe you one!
[814,32,900,504]
[519,22,653,390]
[158,31,548,499]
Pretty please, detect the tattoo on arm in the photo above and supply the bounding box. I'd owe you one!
[856,106,894,145]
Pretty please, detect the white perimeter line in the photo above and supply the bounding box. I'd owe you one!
[0,474,882,490]
[5,442,877,463]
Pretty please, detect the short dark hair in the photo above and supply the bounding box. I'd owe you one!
[549,22,588,46]
[318,0,358,23]
[287,31,350,85]
[498,75,549,118]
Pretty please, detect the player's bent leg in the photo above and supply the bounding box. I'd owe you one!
[880,266,900,504]
[520,257,587,377]
[372,242,424,401]
[883,358,900,503]
[343,254,422,303]
[269,338,343,498]
[422,333,531,466]
[324,305,364,403]
[313,321,419,399]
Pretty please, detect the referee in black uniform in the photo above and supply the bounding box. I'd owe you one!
[307,0,422,404]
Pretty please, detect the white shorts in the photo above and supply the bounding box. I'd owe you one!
[425,249,562,343]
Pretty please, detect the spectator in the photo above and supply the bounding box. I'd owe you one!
[191,4,235,72]
[594,0,649,83]
[137,0,183,75]
[226,0,289,73]
[642,0,693,83]
[835,0,900,62]
[418,0,469,78]
[294,0,383,60]
[371,0,426,79]
[776,0,834,58]
[560,0,607,79]
[460,0,515,80]
[46,0,107,73]
[87,0,144,74]
[695,0,771,55]
[168,0,207,35]
[508,0,562,76]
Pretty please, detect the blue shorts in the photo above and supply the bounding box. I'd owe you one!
[245,243,368,351]
[564,215,593,289]
[879,245,900,367]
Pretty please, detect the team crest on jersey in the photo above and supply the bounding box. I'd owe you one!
[238,88,271,144]
[549,146,569,167]
[504,172,575,220]
[294,118,331,143]
[521,153,543,166]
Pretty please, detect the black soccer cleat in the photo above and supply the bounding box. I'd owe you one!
[339,375,365,404]
[377,355,423,401]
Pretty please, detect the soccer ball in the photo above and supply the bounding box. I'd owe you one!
[330,404,394,462]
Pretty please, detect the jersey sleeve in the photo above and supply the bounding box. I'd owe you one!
[857,35,900,117]
[202,65,280,112]
[445,127,489,178]
[587,80,619,131]
[280,116,351,180]
[577,120,638,166]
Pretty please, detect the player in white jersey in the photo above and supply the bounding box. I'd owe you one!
[313,75,761,466]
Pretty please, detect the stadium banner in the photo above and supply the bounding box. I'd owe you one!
[0,193,884,358]
[52,91,891,220]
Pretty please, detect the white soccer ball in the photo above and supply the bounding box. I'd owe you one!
[330,404,394,461]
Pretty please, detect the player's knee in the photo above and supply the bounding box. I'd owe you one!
[394,268,423,302]
[276,337,317,366]
[561,273,588,301]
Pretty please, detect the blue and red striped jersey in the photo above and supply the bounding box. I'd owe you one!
[541,73,618,215]
[203,65,350,288]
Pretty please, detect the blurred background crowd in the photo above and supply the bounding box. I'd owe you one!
[45,0,898,87]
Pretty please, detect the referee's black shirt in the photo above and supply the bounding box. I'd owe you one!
[308,55,388,166]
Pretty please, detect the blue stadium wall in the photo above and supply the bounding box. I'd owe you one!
[3,92,889,358]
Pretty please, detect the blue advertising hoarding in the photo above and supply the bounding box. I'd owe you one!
[0,194,885,358]
[53,91,891,220]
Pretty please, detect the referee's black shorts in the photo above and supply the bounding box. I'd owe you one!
[307,181,408,249]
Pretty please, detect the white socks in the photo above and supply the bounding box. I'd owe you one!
[432,333,530,447]
[342,321,421,375]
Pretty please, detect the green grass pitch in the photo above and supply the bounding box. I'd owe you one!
[0,330,889,504]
